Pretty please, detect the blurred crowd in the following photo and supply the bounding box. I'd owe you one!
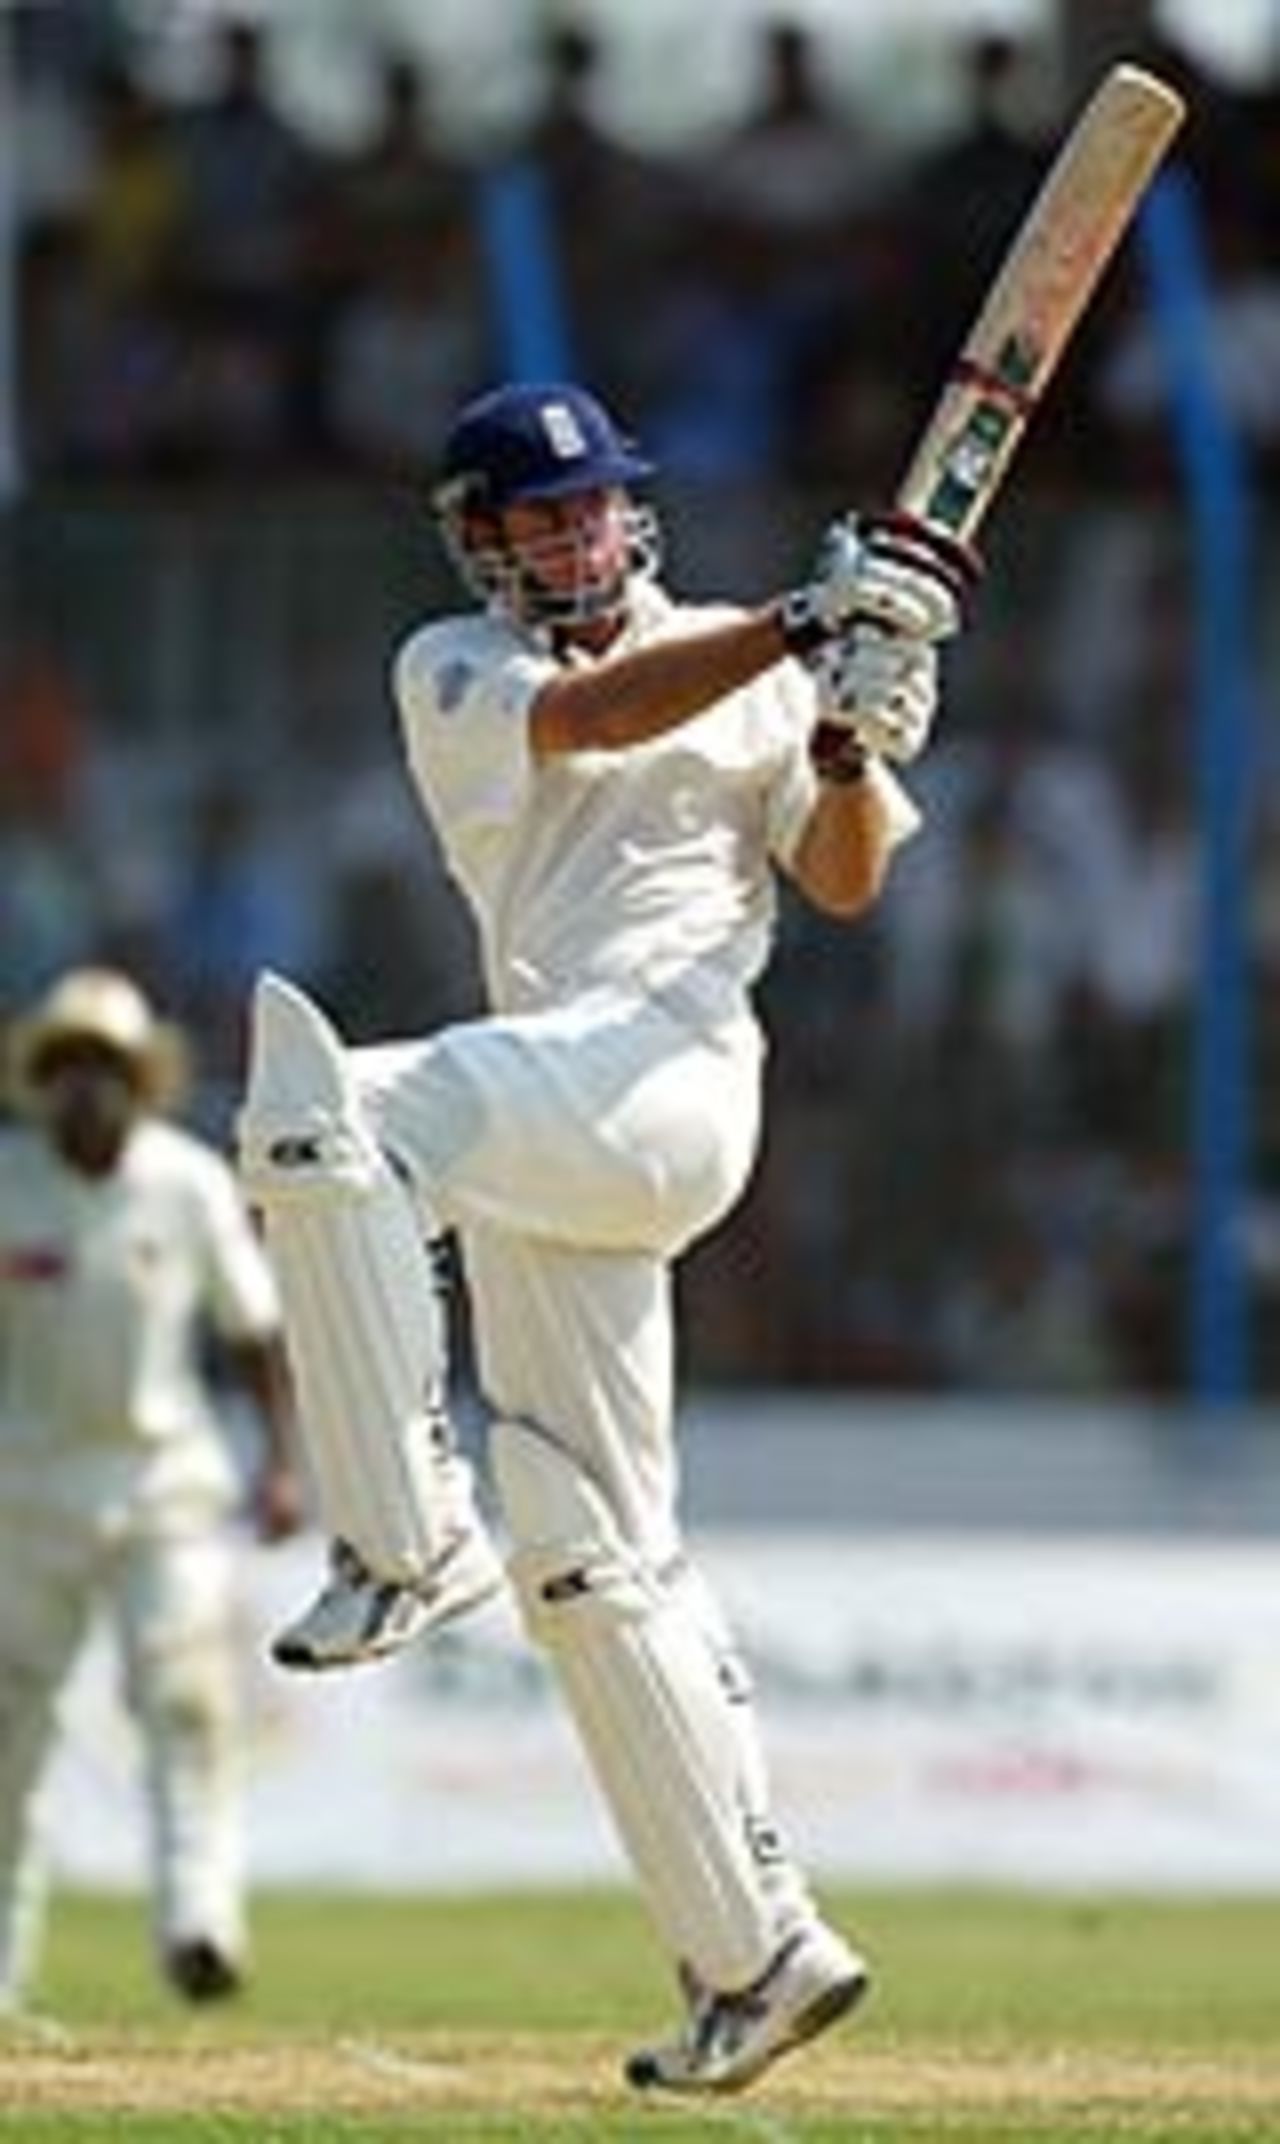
[5,6,1280,1402]
[12,13,1280,492]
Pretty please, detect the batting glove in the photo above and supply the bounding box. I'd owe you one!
[812,624,940,767]
[778,514,973,658]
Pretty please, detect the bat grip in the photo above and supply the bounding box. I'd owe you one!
[864,510,984,607]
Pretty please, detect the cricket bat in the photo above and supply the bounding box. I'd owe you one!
[891,61,1185,566]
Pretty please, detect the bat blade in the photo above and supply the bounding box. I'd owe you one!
[894,62,1185,548]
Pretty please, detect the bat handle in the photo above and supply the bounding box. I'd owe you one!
[864,510,985,609]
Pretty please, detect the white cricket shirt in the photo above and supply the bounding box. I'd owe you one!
[0,1118,280,1468]
[395,581,918,1024]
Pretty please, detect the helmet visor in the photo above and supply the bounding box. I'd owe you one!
[440,487,661,627]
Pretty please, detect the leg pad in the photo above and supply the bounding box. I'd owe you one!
[238,972,471,1577]
[493,1420,776,1992]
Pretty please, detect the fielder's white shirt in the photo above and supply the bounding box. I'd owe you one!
[394,580,919,1024]
[0,1118,280,1518]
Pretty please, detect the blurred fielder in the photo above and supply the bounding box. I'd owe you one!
[0,968,302,2010]
[238,380,962,2092]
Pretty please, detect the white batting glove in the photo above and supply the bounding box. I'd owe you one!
[779,516,965,658]
[812,624,940,766]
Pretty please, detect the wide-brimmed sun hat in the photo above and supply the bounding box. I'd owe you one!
[6,967,189,1115]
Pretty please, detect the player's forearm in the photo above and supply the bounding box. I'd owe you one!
[788,771,902,919]
[227,1334,295,1466]
[531,608,788,756]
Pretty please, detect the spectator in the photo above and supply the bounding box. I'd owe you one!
[652,15,883,480]
[147,284,295,477]
[638,211,807,484]
[167,16,322,466]
[702,16,884,245]
[895,33,1051,406]
[172,17,316,308]
[518,20,682,395]
[323,216,487,477]
[79,59,187,303]
[335,49,466,262]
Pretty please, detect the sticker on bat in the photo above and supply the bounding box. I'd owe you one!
[921,397,1019,531]
[994,330,1041,392]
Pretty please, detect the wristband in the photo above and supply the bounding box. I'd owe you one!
[776,589,834,661]
[810,722,869,785]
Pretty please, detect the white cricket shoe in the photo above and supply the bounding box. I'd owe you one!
[625,1922,869,2096]
[270,1530,504,1671]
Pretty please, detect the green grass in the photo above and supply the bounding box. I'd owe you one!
[3,1887,1280,2141]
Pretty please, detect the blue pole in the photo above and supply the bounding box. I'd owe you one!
[1136,169,1255,1407]
[474,156,574,382]
[0,2,20,502]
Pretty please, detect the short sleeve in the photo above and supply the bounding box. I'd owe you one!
[192,1148,281,1341]
[394,620,556,845]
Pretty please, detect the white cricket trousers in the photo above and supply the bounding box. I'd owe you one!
[353,986,764,1559]
[0,1496,244,2002]
[354,986,819,1983]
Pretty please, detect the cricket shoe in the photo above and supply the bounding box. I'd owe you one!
[625,1921,869,2096]
[270,1529,504,1671]
[165,1937,244,2004]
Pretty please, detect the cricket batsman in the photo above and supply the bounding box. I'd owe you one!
[238,380,961,2091]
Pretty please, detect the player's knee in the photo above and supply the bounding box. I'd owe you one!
[124,1630,234,1742]
[491,1418,658,1648]
[237,970,380,1206]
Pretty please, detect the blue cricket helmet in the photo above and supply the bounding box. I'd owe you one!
[437,381,654,510]
[433,381,661,628]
